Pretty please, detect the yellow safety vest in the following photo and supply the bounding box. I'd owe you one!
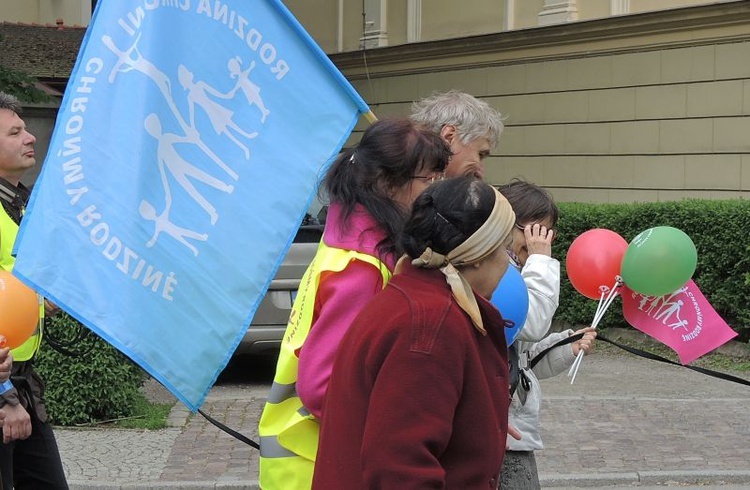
[258,241,391,490]
[0,208,42,361]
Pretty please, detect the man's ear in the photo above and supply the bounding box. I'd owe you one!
[440,124,458,145]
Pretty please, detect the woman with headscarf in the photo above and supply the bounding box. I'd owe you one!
[313,176,516,489]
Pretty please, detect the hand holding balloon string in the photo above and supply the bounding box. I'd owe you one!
[568,276,622,384]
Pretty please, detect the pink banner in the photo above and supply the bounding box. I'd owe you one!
[621,280,738,365]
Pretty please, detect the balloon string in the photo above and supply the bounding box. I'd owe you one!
[568,277,623,384]
[567,289,608,379]
[592,279,622,329]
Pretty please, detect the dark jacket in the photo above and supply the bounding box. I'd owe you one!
[0,177,47,422]
[313,261,510,489]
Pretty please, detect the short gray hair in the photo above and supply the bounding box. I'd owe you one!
[410,90,505,148]
[0,92,22,115]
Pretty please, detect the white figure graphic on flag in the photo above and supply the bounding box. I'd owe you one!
[667,318,689,331]
[228,57,271,123]
[177,65,258,159]
[101,34,263,255]
[622,280,738,364]
[103,34,174,118]
[635,287,691,331]
[139,199,208,257]
[103,35,240,181]
[143,113,234,226]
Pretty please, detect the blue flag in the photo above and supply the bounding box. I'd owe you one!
[13,0,369,410]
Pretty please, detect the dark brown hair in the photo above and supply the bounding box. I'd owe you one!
[497,179,558,227]
[323,117,451,258]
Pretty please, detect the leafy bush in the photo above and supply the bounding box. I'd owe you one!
[554,199,750,342]
[0,65,51,103]
[34,313,146,426]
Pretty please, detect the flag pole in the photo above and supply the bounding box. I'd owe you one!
[363,110,378,124]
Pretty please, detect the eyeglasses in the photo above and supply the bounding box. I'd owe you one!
[411,172,445,185]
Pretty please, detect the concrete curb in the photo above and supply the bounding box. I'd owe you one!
[638,470,750,485]
[540,470,750,488]
[69,482,259,489]
[68,480,260,490]
[165,404,191,428]
[541,471,639,487]
[67,470,750,489]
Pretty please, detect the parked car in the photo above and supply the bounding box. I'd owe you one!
[233,205,325,356]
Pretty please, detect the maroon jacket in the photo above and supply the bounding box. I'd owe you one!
[313,262,510,489]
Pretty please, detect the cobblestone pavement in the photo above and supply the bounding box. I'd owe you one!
[56,345,750,489]
[536,352,750,487]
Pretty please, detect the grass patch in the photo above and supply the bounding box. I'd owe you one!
[691,352,750,373]
[74,393,174,429]
[114,394,173,429]
[596,329,750,374]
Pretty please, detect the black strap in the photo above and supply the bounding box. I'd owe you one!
[597,334,750,387]
[508,344,520,397]
[198,409,260,449]
[528,332,584,370]
[10,369,37,414]
[44,322,96,357]
[0,177,29,225]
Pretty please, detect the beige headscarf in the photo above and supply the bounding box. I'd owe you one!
[409,187,515,335]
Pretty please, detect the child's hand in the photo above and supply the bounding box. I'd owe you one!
[572,327,597,356]
[506,423,522,449]
[523,223,554,257]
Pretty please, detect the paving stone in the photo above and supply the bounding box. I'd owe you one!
[56,349,750,489]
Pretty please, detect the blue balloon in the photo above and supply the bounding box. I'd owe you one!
[491,266,529,346]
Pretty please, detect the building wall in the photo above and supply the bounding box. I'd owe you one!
[387,0,408,47]
[0,0,38,23]
[282,0,339,51]
[576,0,610,21]
[283,0,744,50]
[629,0,729,15]
[3,1,748,203]
[420,0,503,42]
[331,2,750,203]
[0,0,740,34]
[0,0,90,25]
[513,1,544,30]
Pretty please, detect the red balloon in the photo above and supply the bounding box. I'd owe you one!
[566,229,628,300]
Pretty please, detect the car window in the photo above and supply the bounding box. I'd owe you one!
[297,194,327,243]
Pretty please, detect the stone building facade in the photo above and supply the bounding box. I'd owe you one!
[2,0,748,201]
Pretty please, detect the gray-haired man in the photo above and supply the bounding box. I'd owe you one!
[411,90,505,179]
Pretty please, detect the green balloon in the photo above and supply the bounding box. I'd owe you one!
[621,226,697,296]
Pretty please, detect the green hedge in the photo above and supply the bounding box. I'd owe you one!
[34,313,146,426]
[554,199,750,342]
